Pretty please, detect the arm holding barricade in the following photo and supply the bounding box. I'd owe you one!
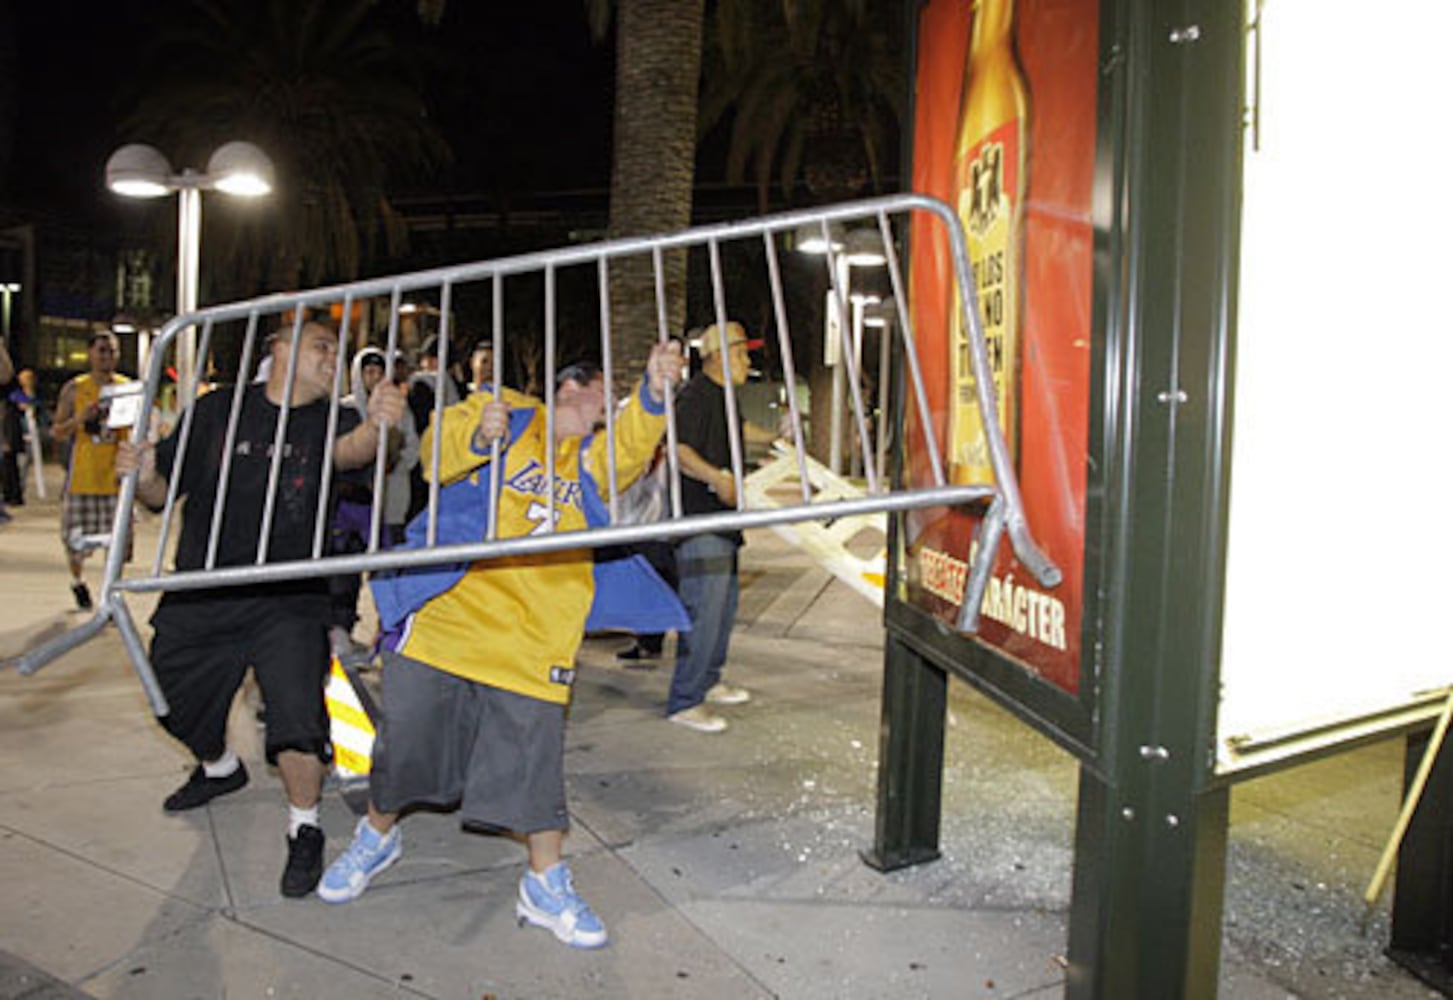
[415,390,525,487]
[115,437,166,509]
[333,380,405,471]
[471,397,511,454]
[580,341,683,495]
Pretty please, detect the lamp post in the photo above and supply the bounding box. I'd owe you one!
[864,296,895,482]
[848,290,882,478]
[797,224,887,474]
[1,281,18,348]
[105,142,275,391]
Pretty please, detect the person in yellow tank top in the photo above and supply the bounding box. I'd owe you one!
[319,339,684,950]
[51,331,131,610]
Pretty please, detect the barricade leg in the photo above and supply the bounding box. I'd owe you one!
[12,609,111,677]
[109,595,169,717]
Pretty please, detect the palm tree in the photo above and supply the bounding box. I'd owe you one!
[0,0,17,195]
[119,0,452,300]
[587,0,704,392]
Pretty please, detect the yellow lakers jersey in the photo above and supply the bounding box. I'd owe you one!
[395,383,666,704]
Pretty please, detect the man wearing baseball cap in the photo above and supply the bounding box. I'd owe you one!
[667,320,775,733]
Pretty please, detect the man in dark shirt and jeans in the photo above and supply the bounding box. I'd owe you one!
[667,321,776,733]
[117,321,404,897]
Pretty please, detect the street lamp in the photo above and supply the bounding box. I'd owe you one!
[1,281,18,348]
[795,223,887,474]
[105,141,275,390]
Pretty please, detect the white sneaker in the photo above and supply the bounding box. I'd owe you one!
[318,817,402,903]
[516,862,608,949]
[706,682,751,705]
[668,705,728,733]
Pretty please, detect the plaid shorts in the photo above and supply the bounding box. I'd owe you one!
[61,492,131,559]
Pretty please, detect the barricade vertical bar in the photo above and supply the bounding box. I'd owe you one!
[956,497,1006,633]
[597,256,619,522]
[157,315,210,568]
[544,264,557,531]
[877,301,892,484]
[706,237,746,509]
[257,307,307,564]
[487,272,503,541]
[878,209,945,488]
[424,283,445,547]
[942,208,1060,587]
[203,312,261,571]
[368,287,396,553]
[105,320,163,600]
[436,280,455,397]
[193,318,216,406]
[762,230,812,503]
[821,221,880,494]
[312,306,350,559]
[148,322,193,569]
[109,594,168,717]
[651,245,683,520]
[946,213,1005,489]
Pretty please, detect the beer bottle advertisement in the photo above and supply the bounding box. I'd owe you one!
[949,0,1028,486]
[902,0,1099,695]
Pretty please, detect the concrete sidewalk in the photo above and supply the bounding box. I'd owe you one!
[0,470,1439,999]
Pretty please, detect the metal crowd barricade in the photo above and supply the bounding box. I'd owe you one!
[12,193,1061,715]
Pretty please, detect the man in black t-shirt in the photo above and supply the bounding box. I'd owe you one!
[666,321,776,734]
[117,321,404,898]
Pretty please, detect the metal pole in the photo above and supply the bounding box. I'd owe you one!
[828,259,850,475]
[851,297,866,479]
[876,311,891,482]
[0,283,15,346]
[176,183,202,394]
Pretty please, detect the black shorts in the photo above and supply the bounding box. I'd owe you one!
[370,650,569,834]
[150,590,331,765]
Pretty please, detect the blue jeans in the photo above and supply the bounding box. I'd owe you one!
[667,533,740,715]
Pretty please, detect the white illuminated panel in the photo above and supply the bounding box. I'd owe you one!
[1218,1,1453,773]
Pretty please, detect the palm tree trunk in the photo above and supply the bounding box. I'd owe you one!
[605,0,704,392]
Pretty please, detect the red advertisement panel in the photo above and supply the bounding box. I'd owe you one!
[904,0,1098,692]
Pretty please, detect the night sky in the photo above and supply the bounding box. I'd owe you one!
[3,0,617,224]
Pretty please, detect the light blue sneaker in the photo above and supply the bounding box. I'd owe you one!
[317,817,402,903]
[516,863,608,948]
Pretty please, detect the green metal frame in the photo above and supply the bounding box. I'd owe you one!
[877,0,1247,993]
[1388,729,1453,990]
[1064,1,1243,993]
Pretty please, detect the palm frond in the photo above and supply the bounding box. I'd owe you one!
[119,0,453,296]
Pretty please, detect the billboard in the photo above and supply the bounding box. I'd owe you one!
[1217,0,1453,772]
[902,0,1099,694]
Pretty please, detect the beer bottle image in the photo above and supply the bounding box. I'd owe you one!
[947,0,1029,485]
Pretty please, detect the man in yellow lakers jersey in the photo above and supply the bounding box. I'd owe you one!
[51,331,130,610]
[320,340,683,950]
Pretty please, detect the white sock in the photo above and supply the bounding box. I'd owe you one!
[288,804,320,838]
[201,749,240,779]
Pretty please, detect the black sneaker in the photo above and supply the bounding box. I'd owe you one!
[163,762,249,812]
[71,582,92,610]
[616,643,661,664]
[281,824,326,898]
